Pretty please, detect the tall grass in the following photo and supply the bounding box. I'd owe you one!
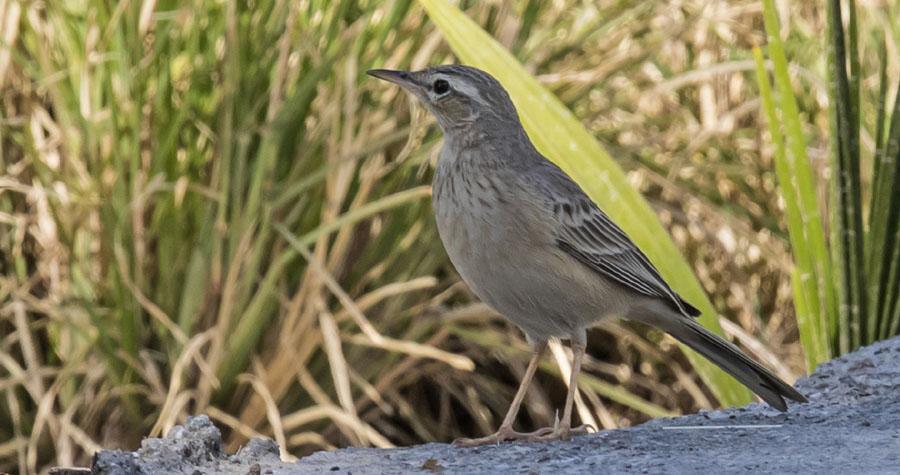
[754,0,899,369]
[1,1,462,470]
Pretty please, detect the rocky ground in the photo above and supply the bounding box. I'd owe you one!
[88,336,900,474]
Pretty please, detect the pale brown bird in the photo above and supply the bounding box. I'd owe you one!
[368,65,806,446]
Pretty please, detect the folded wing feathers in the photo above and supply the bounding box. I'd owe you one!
[553,196,698,318]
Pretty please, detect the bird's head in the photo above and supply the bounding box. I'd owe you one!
[367,65,521,135]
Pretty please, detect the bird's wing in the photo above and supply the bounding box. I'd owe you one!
[529,162,701,318]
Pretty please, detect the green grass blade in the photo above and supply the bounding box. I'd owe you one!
[417,0,751,407]
[753,48,828,369]
[877,81,900,339]
[826,0,866,348]
[760,0,837,363]
[868,37,897,341]
[886,240,900,338]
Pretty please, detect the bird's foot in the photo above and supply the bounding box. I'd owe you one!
[452,426,555,447]
[531,422,594,442]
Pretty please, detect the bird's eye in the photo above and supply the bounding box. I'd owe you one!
[433,79,450,95]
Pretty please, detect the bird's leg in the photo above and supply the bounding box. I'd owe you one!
[453,341,550,447]
[556,341,590,439]
[535,338,593,441]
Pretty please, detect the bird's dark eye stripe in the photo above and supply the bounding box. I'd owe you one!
[433,79,450,94]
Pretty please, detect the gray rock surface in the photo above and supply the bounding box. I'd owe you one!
[92,336,900,474]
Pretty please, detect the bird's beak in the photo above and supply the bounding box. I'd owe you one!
[367,69,421,92]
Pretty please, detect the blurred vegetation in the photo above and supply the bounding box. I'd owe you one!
[0,0,896,472]
[754,0,900,370]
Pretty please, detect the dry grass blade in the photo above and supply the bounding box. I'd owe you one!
[318,312,357,418]
[207,407,267,442]
[275,223,475,372]
[0,438,24,465]
[334,277,439,322]
[149,332,214,437]
[0,0,22,89]
[238,372,295,462]
[286,432,335,451]
[281,404,394,449]
[548,341,598,431]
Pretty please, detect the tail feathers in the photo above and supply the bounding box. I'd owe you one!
[665,317,806,411]
[676,295,702,318]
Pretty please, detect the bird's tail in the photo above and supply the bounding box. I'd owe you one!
[639,312,807,411]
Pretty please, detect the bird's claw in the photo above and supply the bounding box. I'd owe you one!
[532,423,594,441]
[452,426,557,447]
[452,424,593,447]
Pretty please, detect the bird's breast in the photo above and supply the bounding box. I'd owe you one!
[431,152,557,300]
[432,153,532,254]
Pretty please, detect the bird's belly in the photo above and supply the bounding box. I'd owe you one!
[434,197,627,340]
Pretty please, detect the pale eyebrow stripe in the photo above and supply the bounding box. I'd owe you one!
[443,76,490,106]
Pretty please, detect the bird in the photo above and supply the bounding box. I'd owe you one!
[367,65,806,446]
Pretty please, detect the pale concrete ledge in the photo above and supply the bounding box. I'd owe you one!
[89,336,900,474]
